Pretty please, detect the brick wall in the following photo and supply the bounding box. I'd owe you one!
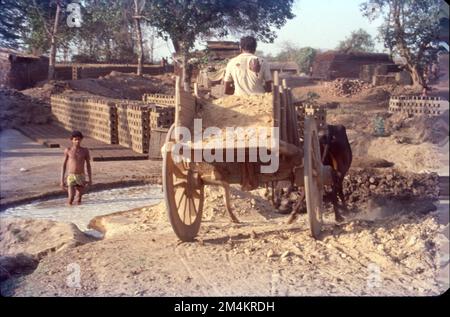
[51,94,118,144]
[312,52,393,80]
[51,93,176,154]
[0,54,49,89]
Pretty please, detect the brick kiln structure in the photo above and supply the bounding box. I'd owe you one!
[0,48,49,89]
[312,51,393,80]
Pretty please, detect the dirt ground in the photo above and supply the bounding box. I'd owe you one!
[0,69,449,296]
[0,129,161,208]
[1,183,447,296]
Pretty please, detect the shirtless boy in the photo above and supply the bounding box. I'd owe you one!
[60,131,92,205]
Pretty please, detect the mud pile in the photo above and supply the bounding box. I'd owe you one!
[69,71,175,100]
[343,168,439,208]
[386,111,450,145]
[21,81,68,103]
[0,88,51,130]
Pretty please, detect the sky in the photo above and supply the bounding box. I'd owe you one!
[152,0,386,60]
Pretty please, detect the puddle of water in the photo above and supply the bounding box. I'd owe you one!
[0,185,163,232]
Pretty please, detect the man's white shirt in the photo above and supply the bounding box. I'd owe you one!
[224,52,272,96]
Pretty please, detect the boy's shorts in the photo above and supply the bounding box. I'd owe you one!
[67,174,86,187]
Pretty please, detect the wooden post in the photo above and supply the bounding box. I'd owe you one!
[174,76,181,142]
[193,83,199,97]
[288,88,300,146]
[279,86,287,142]
[272,71,281,130]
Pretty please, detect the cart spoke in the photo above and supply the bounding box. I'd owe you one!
[176,188,186,209]
[189,198,195,223]
[174,180,187,189]
[192,189,201,199]
[182,195,188,224]
[192,198,198,216]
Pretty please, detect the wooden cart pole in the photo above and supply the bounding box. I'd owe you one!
[272,71,281,130]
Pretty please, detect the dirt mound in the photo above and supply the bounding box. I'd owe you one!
[0,88,52,130]
[21,81,69,103]
[385,85,423,96]
[68,71,175,100]
[0,217,93,259]
[386,111,449,145]
[325,78,372,97]
[359,86,392,104]
[343,168,439,209]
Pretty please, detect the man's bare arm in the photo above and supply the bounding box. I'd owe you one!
[224,81,234,95]
[61,149,69,189]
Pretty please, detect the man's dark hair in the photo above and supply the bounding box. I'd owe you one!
[240,36,257,53]
[71,130,84,139]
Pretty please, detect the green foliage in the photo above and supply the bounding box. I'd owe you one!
[145,0,295,53]
[0,0,27,48]
[361,0,442,86]
[373,116,386,136]
[0,0,75,54]
[305,91,320,104]
[336,28,375,53]
[71,0,137,62]
[274,42,317,74]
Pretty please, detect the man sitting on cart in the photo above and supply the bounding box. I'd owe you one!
[224,36,273,96]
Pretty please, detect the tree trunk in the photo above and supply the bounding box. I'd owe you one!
[48,2,61,80]
[134,0,144,76]
[409,64,425,87]
[181,50,190,92]
[134,18,144,76]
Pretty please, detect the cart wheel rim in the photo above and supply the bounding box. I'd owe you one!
[163,124,204,242]
[304,117,324,239]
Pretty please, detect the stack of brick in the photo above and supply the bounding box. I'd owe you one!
[142,93,175,106]
[388,95,449,116]
[142,92,176,158]
[51,94,118,144]
[116,102,151,154]
[149,105,175,129]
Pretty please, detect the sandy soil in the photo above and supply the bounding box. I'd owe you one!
[1,184,446,296]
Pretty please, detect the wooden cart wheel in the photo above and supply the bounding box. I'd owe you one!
[162,124,204,242]
[303,117,324,239]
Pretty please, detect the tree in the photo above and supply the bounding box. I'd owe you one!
[361,0,442,87]
[145,0,295,91]
[275,42,317,74]
[29,0,71,79]
[71,1,136,63]
[336,28,375,53]
[0,0,28,48]
[133,0,146,76]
